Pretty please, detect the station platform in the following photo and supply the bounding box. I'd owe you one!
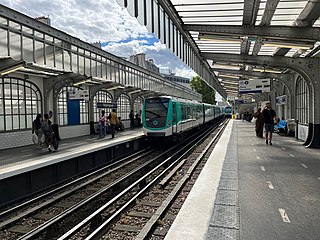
[0,129,144,180]
[165,120,320,240]
[0,129,145,206]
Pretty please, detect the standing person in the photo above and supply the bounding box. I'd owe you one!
[32,114,43,148]
[262,102,278,145]
[253,108,264,138]
[99,110,107,138]
[129,110,135,129]
[108,109,118,138]
[41,113,53,151]
[135,113,141,127]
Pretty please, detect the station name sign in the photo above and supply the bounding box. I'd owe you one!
[239,79,270,94]
[96,102,117,108]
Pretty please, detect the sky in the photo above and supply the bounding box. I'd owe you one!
[0,0,196,79]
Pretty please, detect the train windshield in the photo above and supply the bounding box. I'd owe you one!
[225,107,232,113]
[144,98,169,128]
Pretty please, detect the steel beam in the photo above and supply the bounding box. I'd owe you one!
[293,0,320,27]
[183,24,320,42]
[243,0,261,25]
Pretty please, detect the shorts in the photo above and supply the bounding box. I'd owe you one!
[264,124,274,133]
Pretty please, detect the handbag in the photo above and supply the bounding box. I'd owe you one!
[252,117,257,124]
[32,134,38,144]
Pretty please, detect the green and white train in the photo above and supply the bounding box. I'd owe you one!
[142,96,224,137]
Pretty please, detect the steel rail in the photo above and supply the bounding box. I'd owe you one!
[0,149,152,228]
[15,125,210,240]
[82,119,226,240]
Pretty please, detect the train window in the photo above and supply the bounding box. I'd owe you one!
[187,106,191,119]
[181,104,187,120]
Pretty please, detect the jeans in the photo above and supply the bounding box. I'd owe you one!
[35,129,43,146]
[100,125,106,138]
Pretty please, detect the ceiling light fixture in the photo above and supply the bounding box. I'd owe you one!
[0,64,25,75]
[198,33,243,43]
[263,40,313,50]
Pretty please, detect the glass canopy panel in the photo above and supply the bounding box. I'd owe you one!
[270,0,308,26]
[285,49,300,57]
[258,46,278,56]
[313,19,320,27]
[171,0,244,25]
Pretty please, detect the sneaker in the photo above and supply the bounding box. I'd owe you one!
[47,147,52,152]
[269,142,272,146]
[266,140,268,145]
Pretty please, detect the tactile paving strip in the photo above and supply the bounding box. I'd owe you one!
[221,170,238,179]
[222,164,238,171]
[210,205,240,229]
[206,226,239,240]
[218,179,239,191]
[215,190,238,206]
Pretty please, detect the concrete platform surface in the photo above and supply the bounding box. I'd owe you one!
[165,120,320,240]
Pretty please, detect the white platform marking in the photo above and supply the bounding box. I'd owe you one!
[289,154,295,158]
[275,142,279,145]
[301,163,308,169]
[279,208,291,223]
[281,147,286,150]
[22,154,33,158]
[260,166,266,171]
[267,181,274,189]
[317,177,320,181]
[251,143,254,146]
[256,156,260,160]
[253,149,256,152]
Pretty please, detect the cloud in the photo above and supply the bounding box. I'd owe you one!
[3,0,195,78]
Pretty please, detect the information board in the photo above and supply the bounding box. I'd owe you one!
[68,90,89,101]
[239,79,270,94]
[276,95,287,105]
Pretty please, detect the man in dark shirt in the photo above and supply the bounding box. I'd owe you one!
[262,102,278,145]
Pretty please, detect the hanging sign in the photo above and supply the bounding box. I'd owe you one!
[68,90,89,101]
[276,95,287,105]
[96,102,117,108]
[239,79,270,94]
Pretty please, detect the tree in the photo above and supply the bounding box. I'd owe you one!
[190,76,216,104]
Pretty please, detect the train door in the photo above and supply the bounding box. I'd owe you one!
[172,103,177,134]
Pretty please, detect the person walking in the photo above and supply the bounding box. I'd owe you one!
[32,114,43,148]
[108,109,118,138]
[99,110,107,138]
[262,102,278,145]
[253,108,264,138]
[129,109,135,129]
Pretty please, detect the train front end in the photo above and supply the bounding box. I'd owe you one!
[142,97,172,137]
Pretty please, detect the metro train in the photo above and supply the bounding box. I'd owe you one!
[142,96,224,137]
[224,105,233,118]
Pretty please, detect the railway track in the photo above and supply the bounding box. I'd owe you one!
[0,118,227,240]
